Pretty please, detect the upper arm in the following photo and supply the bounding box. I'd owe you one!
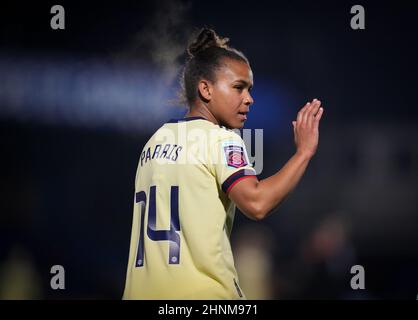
[227,175,263,221]
[208,129,262,219]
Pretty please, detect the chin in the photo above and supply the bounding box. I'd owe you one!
[221,118,245,129]
[227,123,244,130]
[235,122,245,129]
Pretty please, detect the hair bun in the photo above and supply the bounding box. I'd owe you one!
[187,28,229,58]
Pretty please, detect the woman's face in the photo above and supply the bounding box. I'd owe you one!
[208,58,254,129]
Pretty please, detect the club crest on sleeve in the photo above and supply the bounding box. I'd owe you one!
[224,145,247,168]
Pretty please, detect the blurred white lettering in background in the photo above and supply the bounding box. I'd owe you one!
[0,56,185,133]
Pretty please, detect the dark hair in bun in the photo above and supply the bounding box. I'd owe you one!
[187,28,229,57]
[181,28,249,106]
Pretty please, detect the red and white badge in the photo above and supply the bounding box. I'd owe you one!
[224,145,247,168]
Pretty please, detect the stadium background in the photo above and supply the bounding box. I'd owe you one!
[0,0,417,299]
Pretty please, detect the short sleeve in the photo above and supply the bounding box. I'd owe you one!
[209,130,257,194]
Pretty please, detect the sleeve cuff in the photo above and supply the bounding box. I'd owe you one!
[221,169,256,194]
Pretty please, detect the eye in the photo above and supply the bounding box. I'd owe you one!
[234,86,244,91]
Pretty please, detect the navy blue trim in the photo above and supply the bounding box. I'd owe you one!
[221,169,256,193]
[166,116,207,123]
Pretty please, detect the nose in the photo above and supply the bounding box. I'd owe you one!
[244,92,254,106]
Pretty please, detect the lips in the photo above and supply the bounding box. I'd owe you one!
[238,111,248,120]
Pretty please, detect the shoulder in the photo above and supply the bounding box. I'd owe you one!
[213,126,243,144]
[160,117,243,145]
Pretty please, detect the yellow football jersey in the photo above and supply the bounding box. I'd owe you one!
[123,117,256,300]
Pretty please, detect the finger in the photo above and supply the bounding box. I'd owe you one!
[314,107,324,124]
[292,121,297,137]
[302,99,318,125]
[299,101,311,117]
[307,100,321,126]
[297,102,311,123]
[311,99,321,117]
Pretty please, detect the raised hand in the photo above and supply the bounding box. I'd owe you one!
[292,98,324,158]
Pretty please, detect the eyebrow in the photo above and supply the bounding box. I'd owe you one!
[234,79,253,89]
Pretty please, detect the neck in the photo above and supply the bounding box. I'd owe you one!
[185,100,219,125]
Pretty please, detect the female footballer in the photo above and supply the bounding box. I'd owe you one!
[123,28,324,299]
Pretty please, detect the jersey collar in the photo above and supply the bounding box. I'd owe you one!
[166,116,208,123]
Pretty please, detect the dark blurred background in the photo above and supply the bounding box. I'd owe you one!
[0,0,417,299]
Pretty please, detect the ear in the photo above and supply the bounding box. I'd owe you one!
[197,79,213,102]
